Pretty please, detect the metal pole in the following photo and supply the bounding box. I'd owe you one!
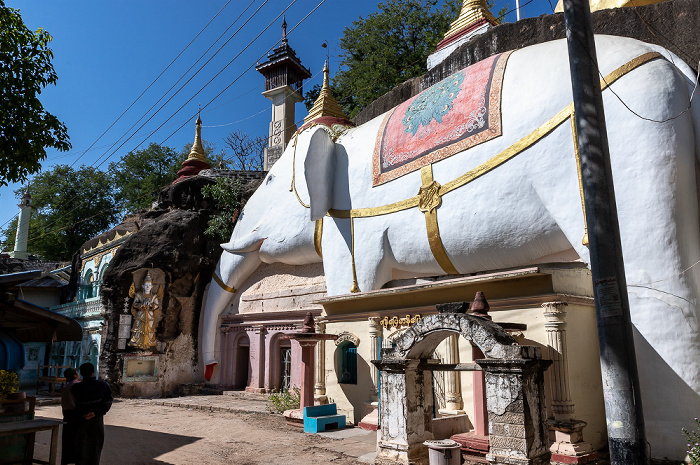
[561,0,648,463]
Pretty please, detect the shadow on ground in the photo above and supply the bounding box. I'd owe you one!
[34,422,201,464]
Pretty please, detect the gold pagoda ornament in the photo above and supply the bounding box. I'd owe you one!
[174,112,210,183]
[438,0,498,49]
[186,112,207,163]
[303,61,349,124]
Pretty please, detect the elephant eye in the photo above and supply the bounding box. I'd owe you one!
[266,174,274,184]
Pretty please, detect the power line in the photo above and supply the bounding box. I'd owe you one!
[91,0,269,171]
[68,0,236,170]
[0,1,244,236]
[16,1,271,239]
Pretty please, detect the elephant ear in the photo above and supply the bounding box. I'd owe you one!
[304,129,335,221]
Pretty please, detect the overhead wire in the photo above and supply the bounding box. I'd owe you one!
[18,0,327,246]
[159,0,318,144]
[90,0,270,171]
[17,0,271,239]
[1,0,242,236]
[69,0,236,170]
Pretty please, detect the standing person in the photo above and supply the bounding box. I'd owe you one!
[71,363,113,465]
[60,367,80,465]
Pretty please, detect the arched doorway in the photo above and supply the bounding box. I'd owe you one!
[373,312,551,465]
[233,333,250,389]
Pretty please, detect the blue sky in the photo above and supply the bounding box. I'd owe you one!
[1,0,553,248]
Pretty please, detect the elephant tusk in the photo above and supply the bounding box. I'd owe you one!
[221,236,265,253]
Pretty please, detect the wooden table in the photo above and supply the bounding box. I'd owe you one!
[0,418,62,465]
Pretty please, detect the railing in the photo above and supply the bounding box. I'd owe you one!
[51,296,103,319]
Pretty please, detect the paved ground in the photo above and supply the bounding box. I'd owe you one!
[31,393,377,464]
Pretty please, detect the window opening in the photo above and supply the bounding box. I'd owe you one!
[338,342,357,384]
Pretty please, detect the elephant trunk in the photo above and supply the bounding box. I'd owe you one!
[201,247,262,380]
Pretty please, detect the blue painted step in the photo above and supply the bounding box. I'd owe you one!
[303,403,346,433]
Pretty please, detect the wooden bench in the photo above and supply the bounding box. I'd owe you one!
[36,365,70,396]
[303,404,346,433]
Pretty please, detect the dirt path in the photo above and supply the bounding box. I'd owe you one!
[32,399,376,464]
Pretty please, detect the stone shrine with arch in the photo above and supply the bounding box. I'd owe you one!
[374,311,551,465]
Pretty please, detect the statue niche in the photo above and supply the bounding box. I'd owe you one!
[128,271,163,350]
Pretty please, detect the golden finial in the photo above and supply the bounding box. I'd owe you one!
[303,60,349,124]
[187,110,207,163]
[439,0,498,46]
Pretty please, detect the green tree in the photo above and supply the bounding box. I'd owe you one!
[110,143,185,213]
[307,0,508,118]
[201,177,243,242]
[0,1,70,186]
[330,0,461,118]
[0,165,117,261]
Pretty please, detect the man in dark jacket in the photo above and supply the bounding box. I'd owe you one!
[60,367,80,465]
[71,363,113,465]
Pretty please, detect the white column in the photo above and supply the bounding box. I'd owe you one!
[368,317,383,401]
[314,321,326,397]
[12,192,32,259]
[440,334,466,414]
[542,301,575,420]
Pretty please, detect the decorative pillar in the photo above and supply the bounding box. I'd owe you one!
[314,321,326,398]
[374,359,433,465]
[439,334,465,415]
[368,317,383,401]
[298,340,316,411]
[245,325,266,392]
[542,302,575,419]
[476,357,553,465]
[542,302,597,464]
[280,313,337,424]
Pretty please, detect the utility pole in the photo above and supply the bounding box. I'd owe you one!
[561,0,648,463]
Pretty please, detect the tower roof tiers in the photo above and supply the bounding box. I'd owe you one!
[256,40,311,96]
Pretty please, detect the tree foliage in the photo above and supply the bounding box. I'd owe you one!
[0,165,117,261]
[218,131,266,171]
[329,0,461,118]
[201,177,243,242]
[0,1,70,186]
[110,143,185,213]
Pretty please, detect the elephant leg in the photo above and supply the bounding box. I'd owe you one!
[322,218,359,295]
[322,217,394,294]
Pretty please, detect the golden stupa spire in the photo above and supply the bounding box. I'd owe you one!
[303,61,349,124]
[187,110,207,163]
[440,0,498,45]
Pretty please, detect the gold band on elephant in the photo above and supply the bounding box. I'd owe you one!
[420,166,459,275]
[213,273,237,294]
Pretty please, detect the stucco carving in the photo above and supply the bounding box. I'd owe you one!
[335,331,360,346]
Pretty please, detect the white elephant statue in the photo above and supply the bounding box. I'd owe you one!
[202,35,700,458]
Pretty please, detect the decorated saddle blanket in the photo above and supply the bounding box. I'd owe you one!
[372,51,512,186]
